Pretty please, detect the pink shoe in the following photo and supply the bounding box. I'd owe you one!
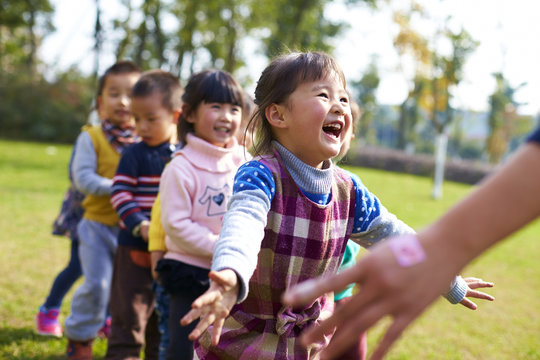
[97,316,111,339]
[35,308,63,337]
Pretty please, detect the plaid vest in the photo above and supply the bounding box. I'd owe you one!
[196,151,355,360]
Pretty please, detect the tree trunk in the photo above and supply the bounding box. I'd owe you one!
[26,5,36,74]
[432,131,448,199]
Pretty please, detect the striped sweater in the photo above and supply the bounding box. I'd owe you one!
[111,140,178,249]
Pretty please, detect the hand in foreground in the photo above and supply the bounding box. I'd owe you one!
[181,269,239,346]
[282,235,466,360]
[458,277,494,310]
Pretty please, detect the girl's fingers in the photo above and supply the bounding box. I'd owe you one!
[466,289,495,301]
[463,277,494,289]
[192,289,223,309]
[181,308,201,326]
[188,312,216,341]
[302,283,383,346]
[459,297,477,310]
[212,317,226,346]
[209,269,237,289]
[468,281,494,290]
[369,315,413,360]
[318,300,391,360]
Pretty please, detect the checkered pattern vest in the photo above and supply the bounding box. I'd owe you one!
[196,151,355,360]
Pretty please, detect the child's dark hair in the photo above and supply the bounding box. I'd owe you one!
[178,70,245,143]
[96,60,142,98]
[249,51,347,156]
[132,70,184,111]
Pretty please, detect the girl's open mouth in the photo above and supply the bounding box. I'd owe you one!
[323,123,342,138]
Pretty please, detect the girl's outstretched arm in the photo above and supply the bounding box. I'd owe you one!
[181,269,239,346]
[283,142,540,360]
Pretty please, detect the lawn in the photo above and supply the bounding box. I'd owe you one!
[0,140,538,359]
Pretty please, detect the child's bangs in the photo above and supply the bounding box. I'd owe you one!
[201,72,244,107]
[294,53,346,88]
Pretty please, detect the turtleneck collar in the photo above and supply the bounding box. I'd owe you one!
[272,141,334,195]
[179,133,242,173]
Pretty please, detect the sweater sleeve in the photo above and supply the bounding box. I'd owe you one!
[148,193,167,252]
[347,171,468,304]
[159,158,219,258]
[110,146,147,231]
[526,126,540,144]
[211,161,274,302]
[348,172,415,247]
[72,132,113,196]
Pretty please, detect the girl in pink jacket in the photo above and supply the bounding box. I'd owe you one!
[157,69,250,359]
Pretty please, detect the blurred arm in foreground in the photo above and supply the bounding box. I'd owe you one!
[283,140,540,360]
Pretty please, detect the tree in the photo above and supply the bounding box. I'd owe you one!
[251,0,346,57]
[486,72,526,163]
[350,59,380,145]
[392,3,431,151]
[392,2,478,198]
[0,0,54,76]
[429,27,477,198]
[115,0,168,70]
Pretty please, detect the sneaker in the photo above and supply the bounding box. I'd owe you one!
[97,316,111,339]
[35,307,62,337]
[66,338,93,360]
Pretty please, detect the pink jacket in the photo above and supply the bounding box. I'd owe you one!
[159,133,250,269]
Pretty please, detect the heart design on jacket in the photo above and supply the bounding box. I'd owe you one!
[213,193,225,206]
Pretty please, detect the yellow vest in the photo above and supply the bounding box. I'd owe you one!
[148,193,167,252]
[81,125,121,226]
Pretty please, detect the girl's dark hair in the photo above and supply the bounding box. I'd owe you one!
[249,51,347,156]
[96,60,142,98]
[178,70,245,143]
[132,70,183,111]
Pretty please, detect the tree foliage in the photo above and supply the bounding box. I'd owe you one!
[0,70,95,143]
[350,59,380,145]
[1,0,380,142]
[111,0,377,79]
[485,73,527,163]
[0,0,54,75]
[0,1,94,142]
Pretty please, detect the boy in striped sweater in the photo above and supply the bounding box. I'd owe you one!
[107,70,183,360]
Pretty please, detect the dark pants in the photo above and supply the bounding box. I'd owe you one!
[334,297,368,360]
[153,282,170,360]
[105,245,160,360]
[43,239,82,309]
[155,259,209,360]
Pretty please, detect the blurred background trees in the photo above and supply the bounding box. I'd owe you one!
[0,0,535,179]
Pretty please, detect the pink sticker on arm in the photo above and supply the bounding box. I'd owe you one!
[388,235,426,267]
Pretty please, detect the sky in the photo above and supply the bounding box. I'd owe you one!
[40,0,540,116]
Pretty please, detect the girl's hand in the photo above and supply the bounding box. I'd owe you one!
[181,269,239,346]
[150,251,164,281]
[458,276,494,310]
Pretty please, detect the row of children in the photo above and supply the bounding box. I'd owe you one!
[37,51,494,360]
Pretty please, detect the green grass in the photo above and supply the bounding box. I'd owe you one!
[0,140,538,359]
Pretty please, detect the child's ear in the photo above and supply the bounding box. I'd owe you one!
[172,108,182,124]
[96,96,102,111]
[265,104,288,129]
[182,104,195,123]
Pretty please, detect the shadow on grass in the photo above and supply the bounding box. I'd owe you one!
[0,327,67,360]
[0,327,58,345]
[0,327,106,360]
